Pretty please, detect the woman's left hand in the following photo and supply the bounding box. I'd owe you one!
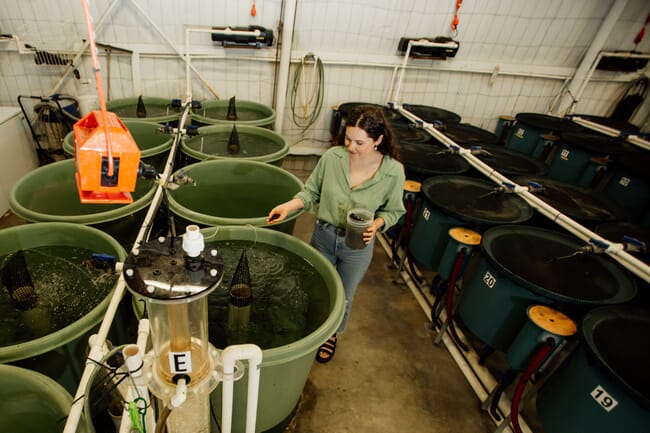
[363,218,384,244]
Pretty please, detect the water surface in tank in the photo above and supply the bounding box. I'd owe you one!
[206,240,330,349]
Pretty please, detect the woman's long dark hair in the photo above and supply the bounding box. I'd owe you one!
[343,105,401,161]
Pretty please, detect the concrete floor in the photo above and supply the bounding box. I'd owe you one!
[0,157,544,433]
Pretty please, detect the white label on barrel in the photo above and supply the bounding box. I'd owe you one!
[169,351,193,374]
[423,208,430,221]
[591,385,618,412]
[483,271,496,288]
[560,149,570,160]
[618,177,631,187]
[514,127,525,138]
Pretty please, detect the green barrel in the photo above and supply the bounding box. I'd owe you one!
[0,222,126,394]
[506,113,582,155]
[9,159,156,248]
[457,225,637,351]
[180,124,289,167]
[536,306,650,433]
[602,145,650,223]
[436,228,481,282]
[63,119,173,171]
[106,96,183,124]
[495,115,516,145]
[190,99,275,127]
[505,305,576,371]
[0,364,90,433]
[409,175,532,271]
[547,130,625,184]
[167,159,304,234]
[198,226,345,433]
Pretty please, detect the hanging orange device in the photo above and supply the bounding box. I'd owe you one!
[74,0,140,204]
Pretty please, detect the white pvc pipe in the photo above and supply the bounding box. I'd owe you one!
[63,103,191,433]
[273,0,298,133]
[221,344,263,433]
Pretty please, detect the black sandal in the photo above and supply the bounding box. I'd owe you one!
[316,335,337,363]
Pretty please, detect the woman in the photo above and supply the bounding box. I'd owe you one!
[267,105,406,363]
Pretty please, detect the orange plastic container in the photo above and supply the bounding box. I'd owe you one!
[74,111,141,204]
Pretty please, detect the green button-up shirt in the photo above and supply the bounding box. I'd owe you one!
[295,146,406,231]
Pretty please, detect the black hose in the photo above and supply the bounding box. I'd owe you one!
[445,248,469,351]
[155,406,172,433]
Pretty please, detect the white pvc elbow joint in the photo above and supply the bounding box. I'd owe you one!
[182,225,205,257]
[170,378,187,409]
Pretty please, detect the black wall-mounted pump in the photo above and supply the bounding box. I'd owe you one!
[211,25,273,48]
[397,37,459,59]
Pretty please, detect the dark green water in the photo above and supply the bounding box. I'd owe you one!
[0,246,118,345]
[111,105,182,119]
[171,183,298,218]
[186,134,281,157]
[206,240,331,350]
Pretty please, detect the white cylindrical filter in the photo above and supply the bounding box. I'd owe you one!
[345,208,373,249]
[76,80,99,116]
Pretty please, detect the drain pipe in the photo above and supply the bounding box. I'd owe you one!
[273,0,298,134]
[221,344,263,433]
[394,103,650,283]
[63,103,192,433]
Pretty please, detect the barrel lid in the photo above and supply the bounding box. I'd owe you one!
[336,102,403,122]
[433,123,499,146]
[480,225,637,304]
[581,306,650,410]
[527,305,577,337]
[513,176,627,223]
[559,130,626,156]
[421,175,533,224]
[402,104,462,124]
[515,113,583,133]
[404,180,422,193]
[595,222,650,264]
[572,114,640,134]
[399,142,470,176]
[392,123,433,143]
[471,144,549,176]
[448,227,481,245]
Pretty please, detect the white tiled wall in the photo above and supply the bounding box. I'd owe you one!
[1,0,649,152]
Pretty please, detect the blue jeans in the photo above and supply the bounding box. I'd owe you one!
[311,219,374,334]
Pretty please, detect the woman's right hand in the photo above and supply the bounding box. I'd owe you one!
[267,198,305,225]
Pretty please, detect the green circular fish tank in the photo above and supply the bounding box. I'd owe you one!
[190,99,275,127]
[9,159,156,248]
[167,159,304,235]
[203,226,344,433]
[0,364,90,433]
[181,124,289,166]
[63,119,173,171]
[0,222,126,394]
[106,96,183,124]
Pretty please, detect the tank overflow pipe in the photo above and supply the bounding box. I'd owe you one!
[392,103,650,284]
[63,101,191,433]
[221,344,264,433]
[121,340,155,433]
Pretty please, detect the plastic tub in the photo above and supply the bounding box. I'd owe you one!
[536,306,650,433]
[345,208,373,249]
[0,364,90,433]
[63,119,173,171]
[0,222,127,393]
[190,99,275,127]
[180,124,289,167]
[506,113,583,155]
[409,175,533,271]
[167,159,304,234]
[9,159,156,248]
[457,225,637,351]
[106,96,183,124]
[199,226,344,432]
